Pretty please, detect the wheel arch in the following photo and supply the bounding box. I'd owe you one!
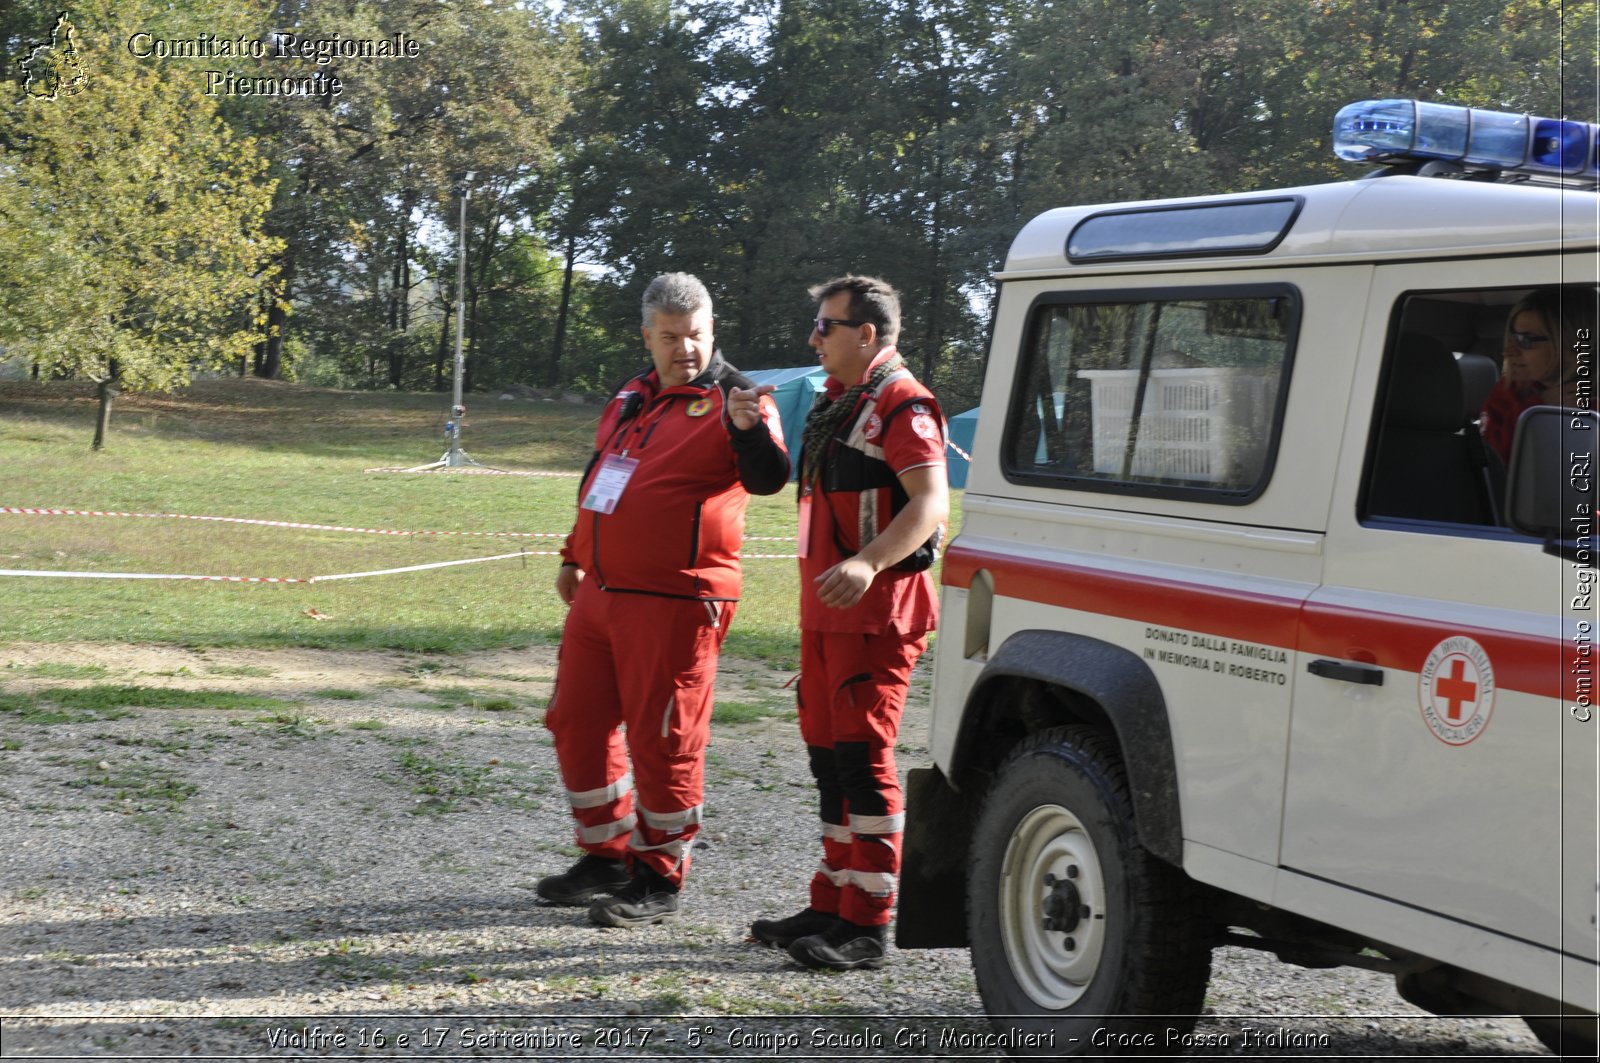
[951,629,1183,867]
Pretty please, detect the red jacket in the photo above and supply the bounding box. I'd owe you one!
[562,359,788,601]
[1479,378,1538,465]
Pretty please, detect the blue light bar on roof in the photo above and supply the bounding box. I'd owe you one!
[1333,98,1600,177]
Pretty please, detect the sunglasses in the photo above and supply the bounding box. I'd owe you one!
[814,316,868,337]
[1510,329,1550,349]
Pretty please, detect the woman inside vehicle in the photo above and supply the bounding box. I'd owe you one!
[1479,286,1597,464]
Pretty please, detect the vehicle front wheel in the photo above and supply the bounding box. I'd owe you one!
[967,725,1211,1054]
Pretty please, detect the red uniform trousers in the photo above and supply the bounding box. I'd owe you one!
[544,578,733,889]
[798,628,928,926]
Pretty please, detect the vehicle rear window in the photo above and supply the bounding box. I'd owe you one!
[1002,287,1298,502]
[1067,198,1301,262]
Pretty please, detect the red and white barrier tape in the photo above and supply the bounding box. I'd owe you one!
[0,505,800,541]
[303,550,556,583]
[0,505,553,539]
[0,569,310,583]
[363,466,581,477]
[0,549,563,584]
[0,506,562,539]
[946,438,973,463]
[2,505,800,543]
[0,547,796,582]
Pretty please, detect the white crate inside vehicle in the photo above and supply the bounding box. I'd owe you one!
[1078,367,1278,483]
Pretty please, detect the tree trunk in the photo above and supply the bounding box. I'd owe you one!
[736,232,761,367]
[255,298,286,379]
[463,207,501,396]
[92,365,120,451]
[388,195,412,388]
[463,289,477,395]
[462,193,509,395]
[548,231,577,388]
[923,171,946,385]
[434,304,452,391]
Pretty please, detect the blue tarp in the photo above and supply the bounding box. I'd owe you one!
[744,366,828,480]
[948,406,978,489]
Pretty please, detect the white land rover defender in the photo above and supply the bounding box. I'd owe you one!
[898,99,1599,1056]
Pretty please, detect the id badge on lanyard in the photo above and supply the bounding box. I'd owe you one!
[582,454,639,514]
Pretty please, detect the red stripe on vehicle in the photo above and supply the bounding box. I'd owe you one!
[1298,604,1565,702]
[944,544,1570,701]
[944,545,1302,646]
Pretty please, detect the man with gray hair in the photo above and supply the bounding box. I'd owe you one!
[540,272,788,927]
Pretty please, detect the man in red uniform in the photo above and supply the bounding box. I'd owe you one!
[539,272,788,927]
[751,275,949,970]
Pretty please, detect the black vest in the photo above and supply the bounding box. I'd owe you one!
[806,369,944,573]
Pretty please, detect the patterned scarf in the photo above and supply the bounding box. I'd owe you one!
[799,352,905,488]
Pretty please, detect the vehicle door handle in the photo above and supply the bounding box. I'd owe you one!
[1307,659,1385,686]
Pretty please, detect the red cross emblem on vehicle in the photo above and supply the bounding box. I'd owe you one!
[1434,656,1479,723]
[1418,636,1496,745]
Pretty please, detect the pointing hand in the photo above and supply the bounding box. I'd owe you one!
[728,384,776,431]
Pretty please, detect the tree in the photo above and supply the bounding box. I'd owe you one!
[10,0,1592,418]
[552,0,761,378]
[233,0,575,387]
[0,0,281,448]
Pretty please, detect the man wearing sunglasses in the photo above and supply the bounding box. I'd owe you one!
[539,272,789,928]
[750,275,949,971]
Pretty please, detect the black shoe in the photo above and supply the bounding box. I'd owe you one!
[535,854,629,906]
[750,907,841,948]
[589,865,680,928]
[788,918,887,971]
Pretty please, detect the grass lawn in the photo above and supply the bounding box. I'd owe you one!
[0,377,958,663]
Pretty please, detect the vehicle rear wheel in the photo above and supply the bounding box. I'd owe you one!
[1523,1012,1598,1059]
[967,725,1211,1054]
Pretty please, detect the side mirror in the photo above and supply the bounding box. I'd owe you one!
[1507,406,1597,566]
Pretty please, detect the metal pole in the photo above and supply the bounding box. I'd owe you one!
[445,173,475,466]
[453,187,467,414]
[397,171,487,473]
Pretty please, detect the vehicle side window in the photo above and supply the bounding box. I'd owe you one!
[1359,287,1595,534]
[1002,288,1297,502]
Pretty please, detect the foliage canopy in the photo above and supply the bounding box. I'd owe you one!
[1,0,1594,435]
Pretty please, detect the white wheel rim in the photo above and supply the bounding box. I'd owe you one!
[997,803,1107,1009]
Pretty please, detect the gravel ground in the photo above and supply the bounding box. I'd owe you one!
[0,643,1553,1060]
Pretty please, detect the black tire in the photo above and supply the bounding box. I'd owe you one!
[967,725,1212,1055]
